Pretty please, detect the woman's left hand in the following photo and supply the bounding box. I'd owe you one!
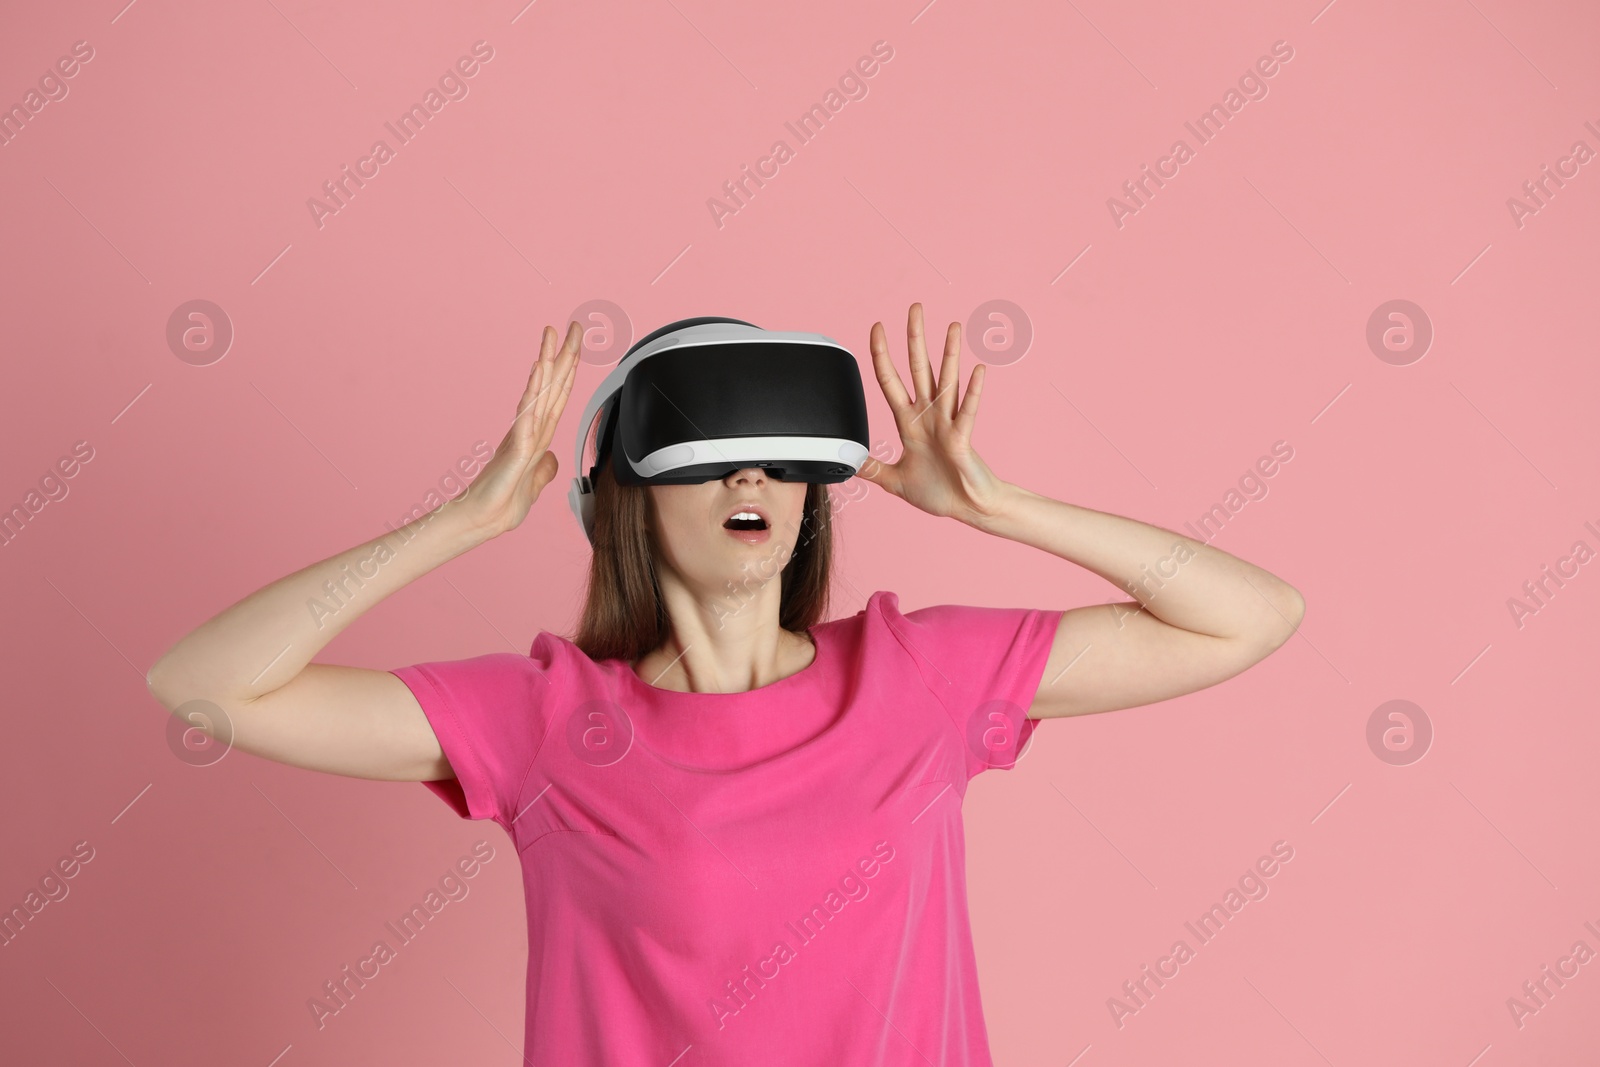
[856,302,1009,526]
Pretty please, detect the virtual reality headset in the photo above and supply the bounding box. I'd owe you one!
[568,316,871,543]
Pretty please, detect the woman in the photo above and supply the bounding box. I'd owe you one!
[147,302,1304,1064]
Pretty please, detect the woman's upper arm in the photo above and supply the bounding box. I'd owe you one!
[199,663,452,782]
[1029,600,1297,719]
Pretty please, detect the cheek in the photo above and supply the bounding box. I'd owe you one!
[792,486,815,524]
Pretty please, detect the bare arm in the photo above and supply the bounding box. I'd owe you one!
[968,482,1304,719]
[857,301,1304,722]
[146,509,493,782]
[146,322,584,782]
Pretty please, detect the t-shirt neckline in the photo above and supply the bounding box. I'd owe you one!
[617,623,829,703]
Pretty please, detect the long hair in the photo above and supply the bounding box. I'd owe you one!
[570,454,835,663]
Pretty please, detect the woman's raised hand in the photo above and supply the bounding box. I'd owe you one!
[856,302,1007,526]
[460,322,583,537]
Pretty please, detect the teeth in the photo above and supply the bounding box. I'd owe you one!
[730,511,760,521]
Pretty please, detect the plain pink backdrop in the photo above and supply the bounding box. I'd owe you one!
[2,0,1597,1064]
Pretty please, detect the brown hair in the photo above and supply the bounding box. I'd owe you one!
[570,455,836,663]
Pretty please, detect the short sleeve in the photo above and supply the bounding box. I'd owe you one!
[879,592,1065,780]
[389,633,560,830]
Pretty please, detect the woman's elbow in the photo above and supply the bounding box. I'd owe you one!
[1265,584,1305,647]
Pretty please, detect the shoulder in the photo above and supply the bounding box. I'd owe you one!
[851,589,1024,652]
[851,588,1016,623]
[823,589,962,676]
[395,630,573,705]
[852,589,1062,697]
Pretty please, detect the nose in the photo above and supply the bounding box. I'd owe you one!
[724,466,768,485]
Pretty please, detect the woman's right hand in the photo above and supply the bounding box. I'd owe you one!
[458,321,584,537]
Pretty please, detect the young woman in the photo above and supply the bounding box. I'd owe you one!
[147,303,1304,1064]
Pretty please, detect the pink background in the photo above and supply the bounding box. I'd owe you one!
[3,0,1598,1063]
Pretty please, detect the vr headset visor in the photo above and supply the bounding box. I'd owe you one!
[568,317,870,542]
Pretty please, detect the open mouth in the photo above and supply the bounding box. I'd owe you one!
[723,513,769,531]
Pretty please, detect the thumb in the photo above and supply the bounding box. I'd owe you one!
[528,450,560,496]
[856,454,890,484]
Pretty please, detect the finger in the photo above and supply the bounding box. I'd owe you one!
[854,452,882,483]
[515,325,557,422]
[534,329,582,455]
[557,317,582,369]
[868,319,916,426]
[906,302,935,409]
[529,449,559,494]
[531,321,578,426]
[953,362,985,443]
[555,319,582,385]
[858,453,902,497]
[933,320,961,420]
[517,355,548,448]
[529,327,557,424]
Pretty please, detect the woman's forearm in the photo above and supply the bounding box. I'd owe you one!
[967,480,1303,643]
[147,500,493,707]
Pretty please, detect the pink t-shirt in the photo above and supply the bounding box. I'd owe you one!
[391,588,1063,1065]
